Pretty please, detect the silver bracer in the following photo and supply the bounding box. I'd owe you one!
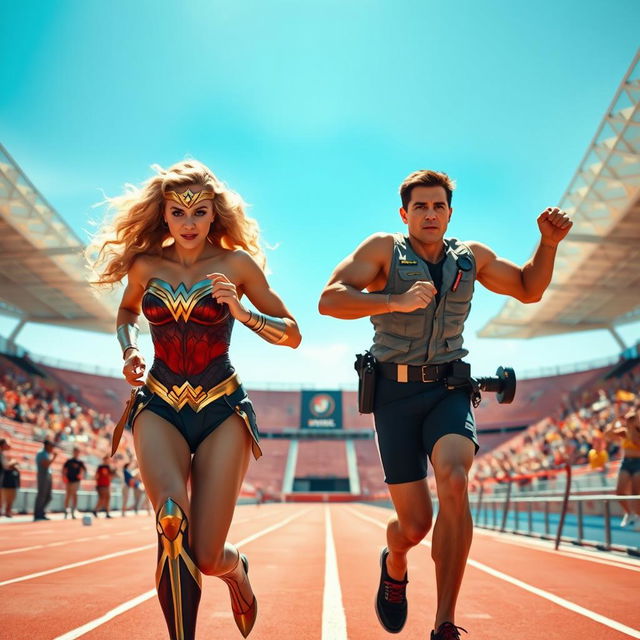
[242,310,289,345]
[116,323,140,358]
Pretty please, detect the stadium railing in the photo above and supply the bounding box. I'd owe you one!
[468,465,640,556]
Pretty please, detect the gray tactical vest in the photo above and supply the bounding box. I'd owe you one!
[370,234,475,365]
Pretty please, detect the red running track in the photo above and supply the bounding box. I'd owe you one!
[0,503,638,639]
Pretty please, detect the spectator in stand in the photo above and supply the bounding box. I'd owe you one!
[93,455,114,518]
[34,440,57,521]
[588,432,609,471]
[0,437,6,485]
[588,431,609,487]
[0,371,117,448]
[121,461,134,516]
[604,406,640,529]
[126,463,149,515]
[1,438,20,517]
[62,447,87,519]
[471,369,640,487]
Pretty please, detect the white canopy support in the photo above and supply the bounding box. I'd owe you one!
[0,143,124,335]
[479,49,640,341]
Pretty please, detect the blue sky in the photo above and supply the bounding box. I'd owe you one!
[1,1,639,387]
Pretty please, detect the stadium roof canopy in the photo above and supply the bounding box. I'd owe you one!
[479,50,640,348]
[0,143,121,343]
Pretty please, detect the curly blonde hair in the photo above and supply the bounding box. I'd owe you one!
[86,160,265,286]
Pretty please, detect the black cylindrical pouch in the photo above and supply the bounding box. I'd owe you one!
[354,350,377,414]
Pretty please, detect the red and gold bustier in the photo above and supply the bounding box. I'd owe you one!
[142,278,236,405]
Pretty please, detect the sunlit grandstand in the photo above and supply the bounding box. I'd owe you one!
[4,3,640,637]
[0,51,639,553]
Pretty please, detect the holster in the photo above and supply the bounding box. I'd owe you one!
[354,351,377,414]
[444,360,482,408]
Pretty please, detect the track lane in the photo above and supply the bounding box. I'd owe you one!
[0,505,309,639]
[3,503,638,639]
[0,514,152,551]
[0,525,155,583]
[345,504,640,639]
[467,528,640,629]
[76,505,325,640]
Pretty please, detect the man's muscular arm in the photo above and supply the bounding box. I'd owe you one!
[469,207,572,303]
[318,234,437,319]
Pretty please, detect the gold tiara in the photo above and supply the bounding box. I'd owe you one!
[164,188,215,208]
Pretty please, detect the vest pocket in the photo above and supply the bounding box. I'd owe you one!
[447,272,474,303]
[383,308,424,338]
[445,336,464,352]
[441,302,469,342]
[375,331,411,353]
[445,299,470,317]
[400,309,427,338]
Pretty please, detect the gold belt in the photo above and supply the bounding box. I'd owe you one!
[146,371,241,412]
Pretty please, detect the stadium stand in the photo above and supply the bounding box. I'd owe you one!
[471,366,611,430]
[39,364,130,419]
[246,389,299,432]
[354,439,387,495]
[471,359,640,488]
[2,350,638,501]
[243,439,291,497]
[342,391,375,429]
[294,440,347,477]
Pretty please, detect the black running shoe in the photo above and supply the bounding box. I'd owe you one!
[431,621,468,639]
[375,547,408,633]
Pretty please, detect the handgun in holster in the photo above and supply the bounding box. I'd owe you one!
[354,350,377,414]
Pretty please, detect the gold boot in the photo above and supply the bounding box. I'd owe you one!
[220,552,258,637]
[156,498,202,640]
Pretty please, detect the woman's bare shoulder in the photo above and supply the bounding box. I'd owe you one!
[128,254,161,286]
[218,248,261,273]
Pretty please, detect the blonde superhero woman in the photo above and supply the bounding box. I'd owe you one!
[88,160,301,639]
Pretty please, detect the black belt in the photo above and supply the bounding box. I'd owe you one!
[377,361,455,383]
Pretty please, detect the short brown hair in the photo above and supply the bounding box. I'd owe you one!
[399,170,456,210]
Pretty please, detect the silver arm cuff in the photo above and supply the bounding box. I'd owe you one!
[242,310,288,345]
[116,323,140,358]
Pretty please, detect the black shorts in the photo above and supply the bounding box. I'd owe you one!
[620,457,640,475]
[130,384,262,458]
[1,472,19,489]
[373,377,479,485]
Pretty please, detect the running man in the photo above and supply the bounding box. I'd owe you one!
[318,169,571,639]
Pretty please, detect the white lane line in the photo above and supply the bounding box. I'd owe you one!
[322,505,348,640]
[22,528,56,535]
[552,550,640,573]
[234,508,311,548]
[0,528,146,556]
[53,506,312,639]
[473,527,640,572]
[0,544,155,587]
[232,506,288,526]
[53,591,157,640]
[356,502,640,572]
[465,557,640,638]
[346,507,640,639]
